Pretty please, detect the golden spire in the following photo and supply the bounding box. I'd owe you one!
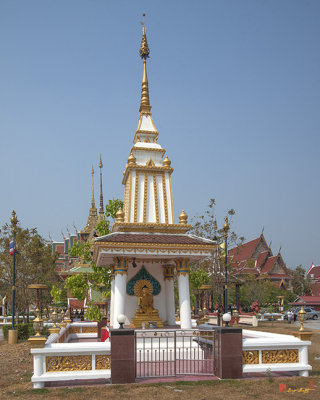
[179,210,188,225]
[91,165,95,209]
[98,155,104,215]
[139,14,151,114]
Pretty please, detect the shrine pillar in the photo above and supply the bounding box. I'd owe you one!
[163,265,176,326]
[110,265,115,327]
[175,259,192,329]
[113,258,128,328]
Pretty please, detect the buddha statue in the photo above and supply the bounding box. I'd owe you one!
[131,281,163,328]
[138,286,157,315]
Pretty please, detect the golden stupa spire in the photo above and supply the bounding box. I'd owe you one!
[139,14,151,114]
[98,154,104,215]
[91,165,95,209]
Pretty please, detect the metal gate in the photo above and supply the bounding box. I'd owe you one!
[135,329,214,378]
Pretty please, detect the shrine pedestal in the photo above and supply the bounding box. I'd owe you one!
[131,311,163,328]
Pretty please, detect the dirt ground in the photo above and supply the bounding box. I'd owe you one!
[0,323,319,400]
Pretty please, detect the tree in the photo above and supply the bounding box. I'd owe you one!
[188,198,244,313]
[290,266,312,296]
[95,219,110,236]
[65,274,89,301]
[0,222,58,322]
[105,198,124,222]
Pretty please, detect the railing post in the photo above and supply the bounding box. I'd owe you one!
[299,345,309,377]
[111,328,135,383]
[33,354,45,389]
[214,327,242,379]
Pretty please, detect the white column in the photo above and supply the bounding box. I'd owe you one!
[299,345,309,377]
[110,278,115,327]
[32,354,45,389]
[164,266,176,326]
[113,258,128,329]
[165,279,176,326]
[176,260,192,329]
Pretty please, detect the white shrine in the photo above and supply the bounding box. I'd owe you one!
[94,22,216,329]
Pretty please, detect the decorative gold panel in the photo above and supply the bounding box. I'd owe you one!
[81,327,97,333]
[95,355,111,370]
[70,327,81,334]
[46,355,92,372]
[262,349,299,364]
[242,350,259,364]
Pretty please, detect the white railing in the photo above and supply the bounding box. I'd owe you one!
[242,329,311,377]
[31,322,110,388]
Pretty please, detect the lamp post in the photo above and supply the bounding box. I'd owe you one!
[223,217,229,314]
[8,211,18,344]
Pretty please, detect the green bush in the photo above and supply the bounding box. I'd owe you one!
[2,322,48,341]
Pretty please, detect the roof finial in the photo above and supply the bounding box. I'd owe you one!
[91,165,95,209]
[99,154,104,215]
[139,14,151,114]
[140,13,150,60]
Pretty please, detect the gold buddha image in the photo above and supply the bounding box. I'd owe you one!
[131,279,163,328]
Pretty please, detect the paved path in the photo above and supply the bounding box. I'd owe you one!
[304,320,320,331]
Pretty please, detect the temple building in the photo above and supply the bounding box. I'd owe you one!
[94,22,216,329]
[53,158,105,276]
[306,262,320,296]
[228,233,292,289]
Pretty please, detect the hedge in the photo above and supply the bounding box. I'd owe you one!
[2,323,49,341]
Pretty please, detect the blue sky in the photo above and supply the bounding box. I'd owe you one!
[0,1,319,270]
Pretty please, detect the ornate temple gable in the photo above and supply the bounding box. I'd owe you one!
[269,254,287,275]
[251,234,271,260]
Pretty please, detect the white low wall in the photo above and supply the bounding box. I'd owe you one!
[31,322,110,389]
[242,329,311,377]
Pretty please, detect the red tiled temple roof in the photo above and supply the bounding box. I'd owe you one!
[228,237,260,262]
[307,265,320,280]
[256,251,269,269]
[260,256,278,273]
[95,232,215,246]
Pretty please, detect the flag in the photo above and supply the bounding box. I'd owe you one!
[220,242,227,256]
[9,240,16,256]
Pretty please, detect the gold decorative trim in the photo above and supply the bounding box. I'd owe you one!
[162,173,168,223]
[175,259,189,276]
[128,171,132,222]
[146,158,155,167]
[134,279,153,296]
[153,174,159,223]
[112,222,192,234]
[95,355,111,370]
[122,164,174,184]
[114,257,129,275]
[46,355,92,372]
[262,349,299,364]
[242,350,259,364]
[96,241,215,251]
[81,327,97,333]
[134,173,139,222]
[169,174,174,223]
[131,146,166,154]
[143,173,148,222]
[163,266,175,280]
